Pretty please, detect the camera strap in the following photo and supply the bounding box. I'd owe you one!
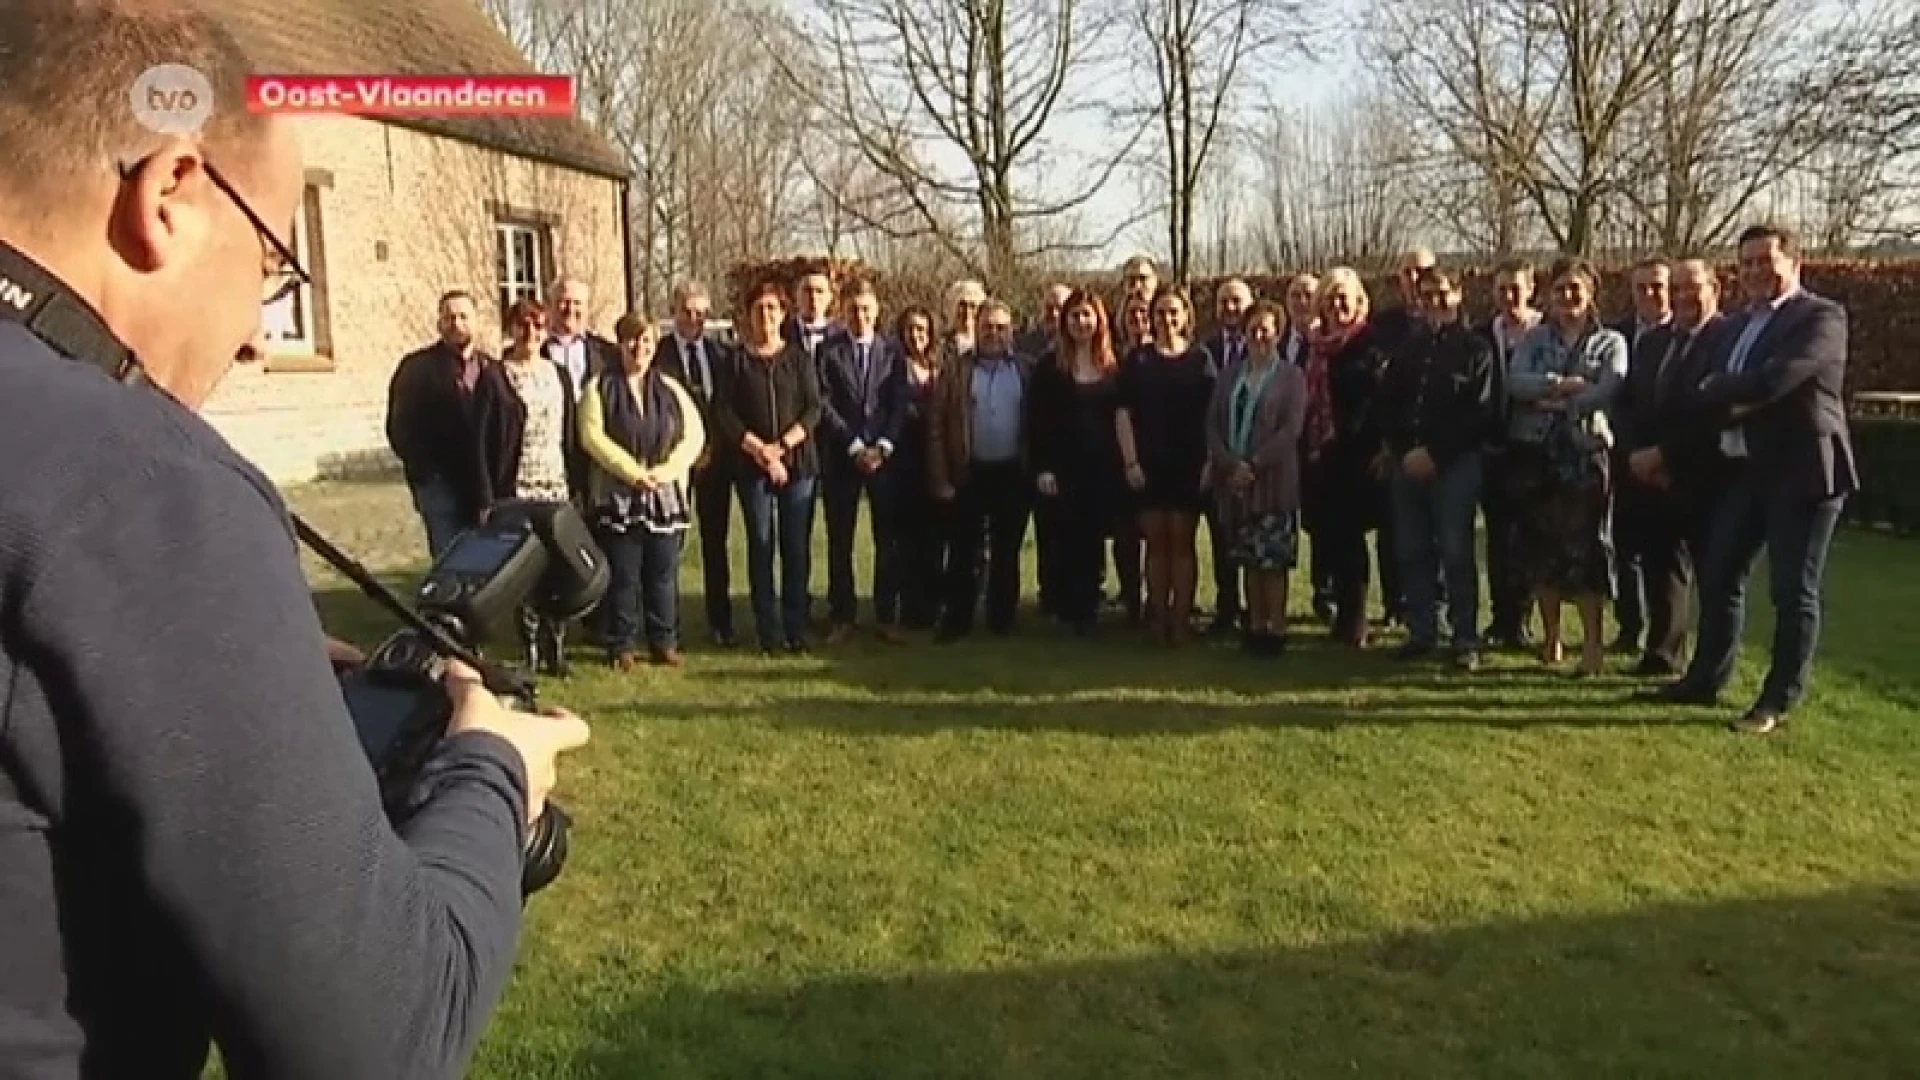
[0,240,147,387]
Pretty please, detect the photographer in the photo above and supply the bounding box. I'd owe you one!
[0,3,588,1078]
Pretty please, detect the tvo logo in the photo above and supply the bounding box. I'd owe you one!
[130,63,215,135]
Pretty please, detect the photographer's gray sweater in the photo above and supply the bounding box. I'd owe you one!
[0,321,530,1079]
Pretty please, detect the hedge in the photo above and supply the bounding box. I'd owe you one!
[1847,417,1920,534]
[724,255,1920,531]
[723,256,1920,391]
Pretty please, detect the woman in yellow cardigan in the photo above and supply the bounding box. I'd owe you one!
[578,313,707,669]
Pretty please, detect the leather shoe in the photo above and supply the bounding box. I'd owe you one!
[1730,709,1787,735]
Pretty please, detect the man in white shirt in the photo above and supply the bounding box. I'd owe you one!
[543,277,618,401]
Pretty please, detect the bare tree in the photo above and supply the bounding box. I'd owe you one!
[1372,0,1691,255]
[478,0,815,311]
[1125,0,1304,281]
[779,0,1134,284]
[1255,95,1414,270]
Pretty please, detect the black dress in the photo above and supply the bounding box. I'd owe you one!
[1118,343,1215,513]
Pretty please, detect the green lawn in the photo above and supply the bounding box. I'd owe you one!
[300,483,1920,1079]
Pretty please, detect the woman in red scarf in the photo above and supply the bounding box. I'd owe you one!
[1300,268,1393,647]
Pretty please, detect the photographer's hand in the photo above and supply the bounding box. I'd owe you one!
[442,660,589,823]
[326,636,364,671]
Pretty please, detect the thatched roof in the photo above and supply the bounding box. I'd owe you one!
[206,0,630,180]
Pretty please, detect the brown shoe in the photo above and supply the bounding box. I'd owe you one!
[1730,709,1786,735]
[875,625,909,644]
[825,623,856,646]
[611,650,641,672]
[650,647,684,668]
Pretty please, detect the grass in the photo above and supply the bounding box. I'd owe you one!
[294,481,1920,1079]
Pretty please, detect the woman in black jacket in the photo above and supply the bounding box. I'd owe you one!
[1028,290,1129,636]
[1300,268,1392,648]
[471,297,587,674]
[709,278,824,654]
[891,304,946,630]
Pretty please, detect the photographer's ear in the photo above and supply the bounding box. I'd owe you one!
[109,141,217,276]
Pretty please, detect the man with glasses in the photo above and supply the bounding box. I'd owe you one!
[0,1,588,1075]
[928,299,1034,641]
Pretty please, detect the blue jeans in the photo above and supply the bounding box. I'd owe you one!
[737,471,818,648]
[600,525,684,654]
[1685,466,1845,713]
[409,477,466,560]
[1390,451,1483,648]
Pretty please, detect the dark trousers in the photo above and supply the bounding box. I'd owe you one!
[1617,475,1694,669]
[1480,449,1531,638]
[1204,504,1242,626]
[942,460,1031,635]
[1390,452,1484,647]
[1307,456,1381,638]
[1683,463,1846,714]
[1375,515,1403,621]
[1035,498,1061,616]
[1111,522,1144,619]
[1611,453,1647,644]
[599,525,683,654]
[1034,496,1064,617]
[409,477,467,561]
[824,458,902,626]
[1044,479,1109,626]
[690,465,735,639]
[737,471,818,648]
[898,474,946,629]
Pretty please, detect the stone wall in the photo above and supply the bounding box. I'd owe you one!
[202,114,627,484]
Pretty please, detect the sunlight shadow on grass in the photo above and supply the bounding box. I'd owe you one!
[556,882,1920,1079]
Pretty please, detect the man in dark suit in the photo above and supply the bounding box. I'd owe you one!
[542,277,620,400]
[1606,258,1674,655]
[1199,277,1256,635]
[816,279,910,642]
[1645,225,1859,735]
[657,279,739,647]
[385,290,490,559]
[1617,259,1728,676]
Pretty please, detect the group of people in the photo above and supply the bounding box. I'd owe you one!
[385,223,1856,734]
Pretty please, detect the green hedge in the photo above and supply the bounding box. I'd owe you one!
[1848,417,1920,533]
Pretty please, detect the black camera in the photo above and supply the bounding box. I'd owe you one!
[323,500,608,898]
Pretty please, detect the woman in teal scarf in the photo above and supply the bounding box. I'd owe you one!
[1205,300,1308,655]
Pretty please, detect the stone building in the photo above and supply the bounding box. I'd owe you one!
[200,0,631,483]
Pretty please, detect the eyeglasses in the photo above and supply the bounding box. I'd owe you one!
[117,153,311,307]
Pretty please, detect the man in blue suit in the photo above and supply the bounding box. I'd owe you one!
[1643,223,1859,735]
[817,278,911,642]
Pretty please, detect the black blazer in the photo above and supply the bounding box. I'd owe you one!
[782,317,843,357]
[384,341,487,509]
[815,332,909,459]
[469,358,587,516]
[1621,315,1733,489]
[541,332,620,399]
[710,341,824,479]
[1202,330,1246,378]
[1696,290,1859,501]
[655,331,728,419]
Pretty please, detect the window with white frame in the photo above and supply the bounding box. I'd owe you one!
[261,185,319,353]
[496,220,547,319]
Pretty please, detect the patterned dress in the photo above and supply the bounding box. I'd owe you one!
[502,359,571,502]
